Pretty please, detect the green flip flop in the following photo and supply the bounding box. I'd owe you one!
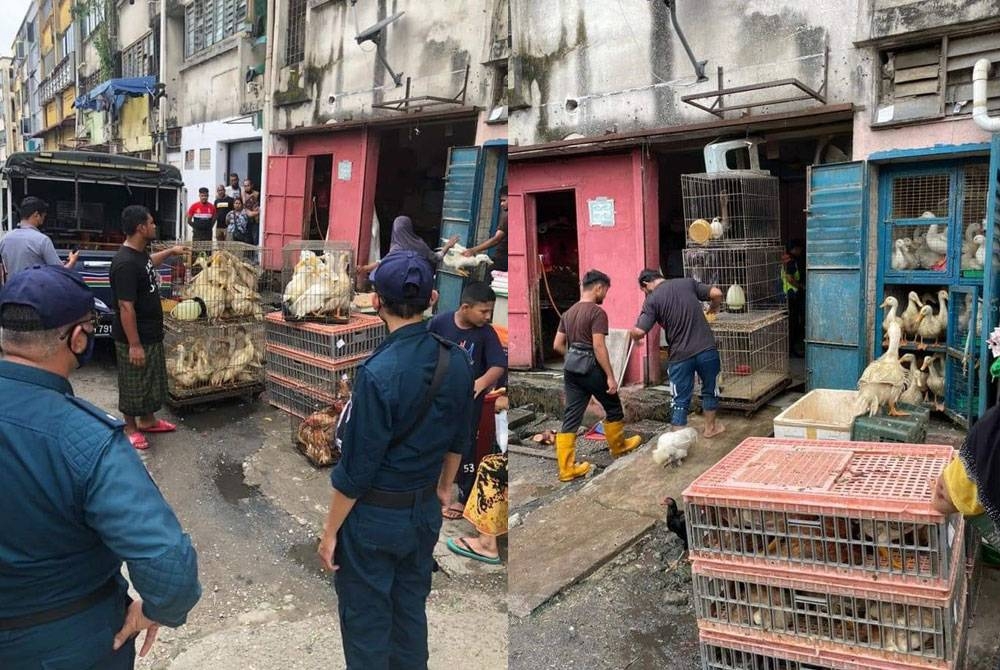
[446,537,501,565]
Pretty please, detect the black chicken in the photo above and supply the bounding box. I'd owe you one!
[664,497,689,552]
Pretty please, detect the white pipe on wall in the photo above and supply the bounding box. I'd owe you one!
[972,58,1000,133]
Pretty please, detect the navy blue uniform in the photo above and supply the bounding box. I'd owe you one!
[0,361,201,669]
[331,322,474,669]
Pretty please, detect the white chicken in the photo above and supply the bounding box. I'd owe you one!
[651,428,698,467]
[442,243,494,277]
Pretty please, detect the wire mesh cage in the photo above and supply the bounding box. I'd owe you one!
[264,312,385,362]
[280,241,355,324]
[683,246,786,312]
[157,241,278,322]
[945,354,979,420]
[265,355,363,420]
[886,223,950,274]
[164,318,265,402]
[681,172,781,246]
[890,173,951,219]
[711,311,789,403]
[693,558,967,662]
[683,438,965,587]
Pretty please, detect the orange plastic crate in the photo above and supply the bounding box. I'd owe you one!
[683,438,962,587]
[699,625,967,670]
[264,311,385,361]
[693,528,967,665]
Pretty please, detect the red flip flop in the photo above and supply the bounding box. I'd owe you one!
[140,419,177,433]
[128,432,150,450]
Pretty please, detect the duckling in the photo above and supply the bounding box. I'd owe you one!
[898,354,925,407]
[891,239,910,271]
[900,291,923,344]
[856,321,908,417]
[880,296,903,345]
[921,354,945,411]
[914,304,943,349]
[924,223,948,255]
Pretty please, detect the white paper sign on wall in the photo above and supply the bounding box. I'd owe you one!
[338,160,353,181]
[588,197,615,227]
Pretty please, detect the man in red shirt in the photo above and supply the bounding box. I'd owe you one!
[187,188,216,242]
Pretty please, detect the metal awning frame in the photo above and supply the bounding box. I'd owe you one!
[371,64,470,113]
[682,45,829,118]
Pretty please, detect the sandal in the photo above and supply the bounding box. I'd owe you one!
[442,506,465,520]
[128,432,150,450]
[446,537,501,565]
[139,419,177,433]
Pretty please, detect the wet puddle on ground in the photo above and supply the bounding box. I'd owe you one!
[286,541,327,578]
[213,459,259,504]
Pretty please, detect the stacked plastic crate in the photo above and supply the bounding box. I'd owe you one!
[681,172,790,413]
[265,241,387,453]
[685,437,968,670]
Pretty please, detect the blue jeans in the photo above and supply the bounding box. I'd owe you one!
[667,349,721,426]
[334,492,442,670]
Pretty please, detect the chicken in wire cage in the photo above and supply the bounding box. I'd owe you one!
[281,242,354,324]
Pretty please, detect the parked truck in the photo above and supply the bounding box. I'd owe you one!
[0,151,186,336]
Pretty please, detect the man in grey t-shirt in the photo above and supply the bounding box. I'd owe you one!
[0,197,79,280]
[629,269,725,438]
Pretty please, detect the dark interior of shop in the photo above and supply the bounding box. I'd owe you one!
[535,189,579,363]
[306,155,332,240]
[372,120,477,256]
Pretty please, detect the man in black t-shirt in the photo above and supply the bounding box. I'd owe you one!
[110,205,187,450]
[213,185,234,241]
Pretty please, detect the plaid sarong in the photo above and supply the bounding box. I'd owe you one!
[115,341,168,417]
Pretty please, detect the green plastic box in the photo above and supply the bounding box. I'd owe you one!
[851,413,927,444]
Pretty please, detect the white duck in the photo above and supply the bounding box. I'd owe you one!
[914,304,944,349]
[973,234,987,270]
[934,289,949,343]
[891,239,911,271]
[900,291,923,345]
[921,354,945,411]
[924,224,948,255]
[856,321,908,417]
[898,354,926,407]
[902,238,919,269]
[880,296,903,345]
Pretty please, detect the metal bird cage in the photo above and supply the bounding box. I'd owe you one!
[263,312,385,363]
[280,241,355,324]
[683,246,787,313]
[157,241,277,323]
[163,317,265,406]
[710,311,789,409]
[265,355,364,419]
[682,172,781,247]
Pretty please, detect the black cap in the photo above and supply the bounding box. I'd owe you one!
[371,251,434,304]
[0,265,94,330]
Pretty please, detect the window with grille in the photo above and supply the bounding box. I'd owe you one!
[285,0,307,66]
[122,32,157,78]
[80,4,103,40]
[184,0,248,58]
[875,29,1000,125]
[199,148,211,170]
[166,127,181,150]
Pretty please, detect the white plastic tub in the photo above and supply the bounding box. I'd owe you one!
[772,388,858,441]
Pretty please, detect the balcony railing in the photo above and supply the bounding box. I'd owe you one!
[39,56,73,104]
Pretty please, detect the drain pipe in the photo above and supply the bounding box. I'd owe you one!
[973,58,1000,132]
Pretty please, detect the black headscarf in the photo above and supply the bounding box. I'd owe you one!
[959,403,1000,539]
[389,216,437,265]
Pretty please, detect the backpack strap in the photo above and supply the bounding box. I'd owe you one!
[388,340,450,449]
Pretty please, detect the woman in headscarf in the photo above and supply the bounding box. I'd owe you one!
[358,215,459,274]
[932,402,1000,562]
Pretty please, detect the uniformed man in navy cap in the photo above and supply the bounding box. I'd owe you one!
[317,250,474,669]
[0,264,201,669]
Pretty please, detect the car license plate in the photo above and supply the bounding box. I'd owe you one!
[96,323,113,336]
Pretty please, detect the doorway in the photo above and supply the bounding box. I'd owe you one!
[534,189,579,366]
[371,119,477,256]
[306,155,332,240]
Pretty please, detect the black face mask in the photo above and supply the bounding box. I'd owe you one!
[68,327,96,368]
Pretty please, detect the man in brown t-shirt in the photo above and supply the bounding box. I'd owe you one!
[552,270,642,482]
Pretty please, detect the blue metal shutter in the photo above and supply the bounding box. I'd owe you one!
[436,146,484,313]
[805,161,869,390]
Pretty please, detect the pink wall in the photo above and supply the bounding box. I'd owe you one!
[283,128,377,261]
[853,115,992,159]
[508,149,658,384]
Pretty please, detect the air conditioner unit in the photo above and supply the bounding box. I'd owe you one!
[25,138,43,152]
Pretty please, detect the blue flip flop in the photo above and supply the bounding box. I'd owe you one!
[446,537,501,565]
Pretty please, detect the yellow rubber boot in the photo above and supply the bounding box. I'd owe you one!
[555,432,590,482]
[605,420,642,458]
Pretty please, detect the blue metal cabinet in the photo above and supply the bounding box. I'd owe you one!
[805,161,870,391]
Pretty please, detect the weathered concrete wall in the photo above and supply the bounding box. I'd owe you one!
[271,0,502,131]
[509,0,870,145]
[870,0,1000,39]
[853,115,993,158]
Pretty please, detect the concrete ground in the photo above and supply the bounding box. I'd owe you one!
[508,376,1000,670]
[70,344,507,670]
